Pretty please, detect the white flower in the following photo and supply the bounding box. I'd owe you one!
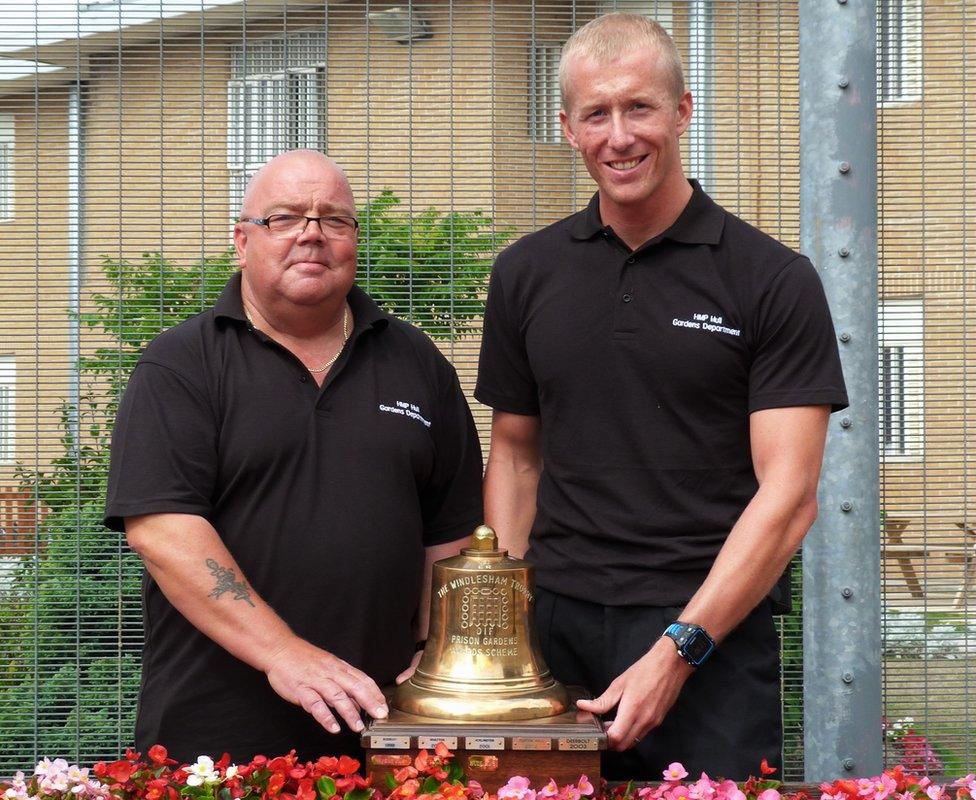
[225,766,239,780]
[185,756,218,787]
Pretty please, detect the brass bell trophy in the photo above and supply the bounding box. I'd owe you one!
[362,525,605,790]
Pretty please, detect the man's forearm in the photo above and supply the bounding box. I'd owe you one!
[127,512,390,733]
[679,405,831,642]
[680,483,817,642]
[484,460,540,557]
[483,411,542,557]
[126,513,294,672]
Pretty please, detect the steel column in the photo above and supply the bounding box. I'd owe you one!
[799,0,882,782]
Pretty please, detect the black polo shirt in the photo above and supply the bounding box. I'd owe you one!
[105,271,483,762]
[476,181,848,607]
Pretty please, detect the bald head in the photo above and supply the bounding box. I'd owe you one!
[241,150,356,218]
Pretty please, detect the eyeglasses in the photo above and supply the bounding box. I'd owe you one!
[240,214,359,238]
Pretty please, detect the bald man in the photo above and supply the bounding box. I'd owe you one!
[105,151,483,763]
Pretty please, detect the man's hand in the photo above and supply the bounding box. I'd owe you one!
[264,635,389,734]
[576,637,693,751]
[395,650,423,685]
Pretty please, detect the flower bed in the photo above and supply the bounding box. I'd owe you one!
[2,745,973,800]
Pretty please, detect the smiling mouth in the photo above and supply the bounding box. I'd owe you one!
[607,156,646,171]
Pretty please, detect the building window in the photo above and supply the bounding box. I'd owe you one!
[879,0,923,103]
[528,42,562,144]
[879,299,923,459]
[0,357,14,463]
[0,114,13,222]
[228,30,327,215]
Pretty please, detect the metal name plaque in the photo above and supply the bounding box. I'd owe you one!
[464,736,505,751]
[368,735,411,750]
[511,737,553,751]
[418,735,458,750]
[557,737,599,751]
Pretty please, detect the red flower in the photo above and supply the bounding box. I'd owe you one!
[316,757,339,774]
[434,743,451,759]
[267,771,287,797]
[394,767,419,783]
[296,778,316,800]
[269,755,297,773]
[105,760,137,784]
[252,755,269,769]
[760,760,778,777]
[338,756,361,776]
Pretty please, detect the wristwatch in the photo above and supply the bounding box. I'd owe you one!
[663,622,716,668]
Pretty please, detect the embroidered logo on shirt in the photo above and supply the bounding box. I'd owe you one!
[378,399,432,428]
[672,311,741,337]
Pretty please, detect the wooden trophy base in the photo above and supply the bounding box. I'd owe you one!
[362,688,606,792]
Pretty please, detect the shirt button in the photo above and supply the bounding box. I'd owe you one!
[299,374,309,383]
[622,293,633,303]
[626,257,636,264]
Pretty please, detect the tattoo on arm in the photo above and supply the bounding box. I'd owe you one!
[206,558,256,607]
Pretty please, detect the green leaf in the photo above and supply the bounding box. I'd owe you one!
[384,773,398,791]
[446,762,465,783]
[317,776,337,799]
[344,788,373,800]
[421,776,440,794]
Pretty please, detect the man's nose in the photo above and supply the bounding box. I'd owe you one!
[296,217,328,243]
[607,113,635,150]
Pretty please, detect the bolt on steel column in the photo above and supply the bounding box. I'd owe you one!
[799,0,881,782]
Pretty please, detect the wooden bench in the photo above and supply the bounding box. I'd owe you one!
[883,516,976,608]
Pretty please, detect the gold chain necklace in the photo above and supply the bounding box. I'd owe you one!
[244,303,350,374]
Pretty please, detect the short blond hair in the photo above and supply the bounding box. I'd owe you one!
[559,13,685,110]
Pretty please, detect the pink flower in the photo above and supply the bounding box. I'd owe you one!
[715,781,744,800]
[757,789,781,800]
[821,792,849,800]
[857,774,897,800]
[467,782,485,800]
[559,786,581,800]
[498,776,536,800]
[666,786,693,800]
[538,781,560,799]
[925,785,944,800]
[690,775,717,800]
[577,777,594,797]
[664,764,690,783]
[637,787,668,800]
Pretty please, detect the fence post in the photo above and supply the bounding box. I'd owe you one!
[799,0,882,782]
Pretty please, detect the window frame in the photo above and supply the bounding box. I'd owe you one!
[878,0,923,105]
[878,298,924,461]
[0,113,14,223]
[528,41,563,145]
[0,356,15,464]
[227,31,328,217]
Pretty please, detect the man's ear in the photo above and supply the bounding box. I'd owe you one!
[675,91,693,137]
[560,109,580,150]
[232,223,248,269]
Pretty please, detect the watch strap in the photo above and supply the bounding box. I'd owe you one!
[663,621,716,668]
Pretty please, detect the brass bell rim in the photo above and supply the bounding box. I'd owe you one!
[392,679,570,722]
[408,671,562,693]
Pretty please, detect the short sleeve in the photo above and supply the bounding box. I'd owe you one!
[748,257,849,413]
[103,360,219,531]
[419,365,484,546]
[475,265,540,415]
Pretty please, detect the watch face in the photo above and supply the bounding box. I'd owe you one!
[685,631,713,662]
